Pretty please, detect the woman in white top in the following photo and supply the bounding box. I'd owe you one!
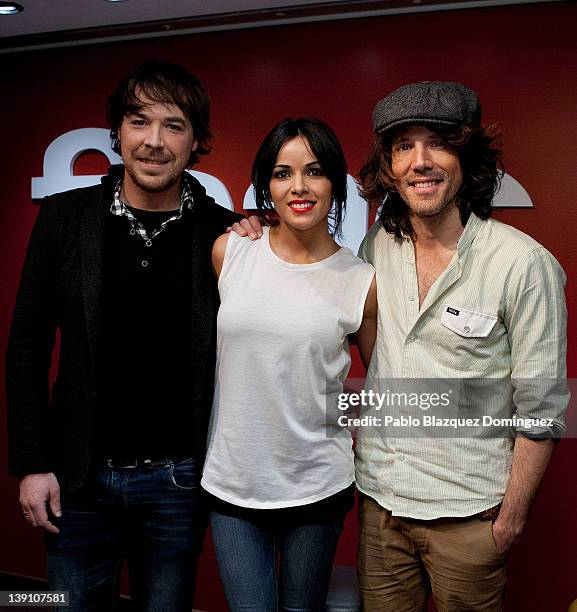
[202,117,377,611]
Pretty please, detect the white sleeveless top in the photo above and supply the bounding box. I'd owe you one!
[201,228,375,509]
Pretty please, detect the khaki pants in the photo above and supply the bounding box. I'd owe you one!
[358,494,507,612]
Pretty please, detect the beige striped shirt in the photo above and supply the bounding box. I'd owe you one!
[355,212,569,519]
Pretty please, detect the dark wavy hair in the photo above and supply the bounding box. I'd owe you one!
[107,59,211,167]
[359,123,503,238]
[252,117,347,239]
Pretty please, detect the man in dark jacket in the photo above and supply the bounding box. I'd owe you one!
[6,60,244,611]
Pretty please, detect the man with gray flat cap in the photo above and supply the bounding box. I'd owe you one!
[355,81,569,610]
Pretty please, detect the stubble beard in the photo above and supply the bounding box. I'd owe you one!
[407,193,457,219]
[125,160,182,194]
[400,176,462,221]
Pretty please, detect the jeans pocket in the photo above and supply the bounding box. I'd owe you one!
[168,458,199,490]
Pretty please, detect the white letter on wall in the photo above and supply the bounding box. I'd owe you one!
[492,173,534,208]
[31,128,122,199]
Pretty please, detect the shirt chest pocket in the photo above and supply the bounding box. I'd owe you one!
[441,305,498,338]
[433,305,499,375]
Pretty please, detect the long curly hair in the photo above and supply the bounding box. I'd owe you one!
[359,124,503,238]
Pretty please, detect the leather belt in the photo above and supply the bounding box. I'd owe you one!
[103,457,180,469]
[406,504,502,525]
[476,504,502,521]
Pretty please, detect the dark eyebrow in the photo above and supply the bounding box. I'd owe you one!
[392,133,443,145]
[273,161,320,169]
[392,135,409,145]
[126,108,146,117]
[127,109,186,124]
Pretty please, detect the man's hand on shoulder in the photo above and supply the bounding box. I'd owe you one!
[19,472,61,534]
[226,215,265,240]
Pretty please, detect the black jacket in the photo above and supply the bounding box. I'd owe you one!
[6,165,242,493]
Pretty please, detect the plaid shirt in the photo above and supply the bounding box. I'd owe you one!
[110,179,194,242]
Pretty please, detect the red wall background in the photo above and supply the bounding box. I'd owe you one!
[1,3,575,610]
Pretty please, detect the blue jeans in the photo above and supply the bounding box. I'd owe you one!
[211,507,345,611]
[46,458,207,612]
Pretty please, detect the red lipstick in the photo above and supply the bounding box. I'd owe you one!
[288,200,315,213]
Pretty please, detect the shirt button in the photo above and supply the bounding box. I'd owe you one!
[141,260,149,268]
[463,326,471,333]
[145,240,153,247]
[407,335,416,343]
[129,229,136,236]
[398,455,405,461]
[408,296,415,301]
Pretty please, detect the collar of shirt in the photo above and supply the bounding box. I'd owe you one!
[399,212,483,263]
[110,177,194,242]
[456,212,483,260]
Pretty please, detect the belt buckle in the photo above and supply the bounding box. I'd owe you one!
[142,458,161,468]
[106,458,139,469]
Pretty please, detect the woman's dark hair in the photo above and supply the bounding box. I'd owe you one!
[107,59,211,167]
[252,117,348,238]
[359,123,503,238]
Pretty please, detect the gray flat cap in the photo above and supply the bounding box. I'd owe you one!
[372,81,481,134]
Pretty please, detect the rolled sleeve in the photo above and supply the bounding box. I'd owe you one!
[506,247,569,437]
